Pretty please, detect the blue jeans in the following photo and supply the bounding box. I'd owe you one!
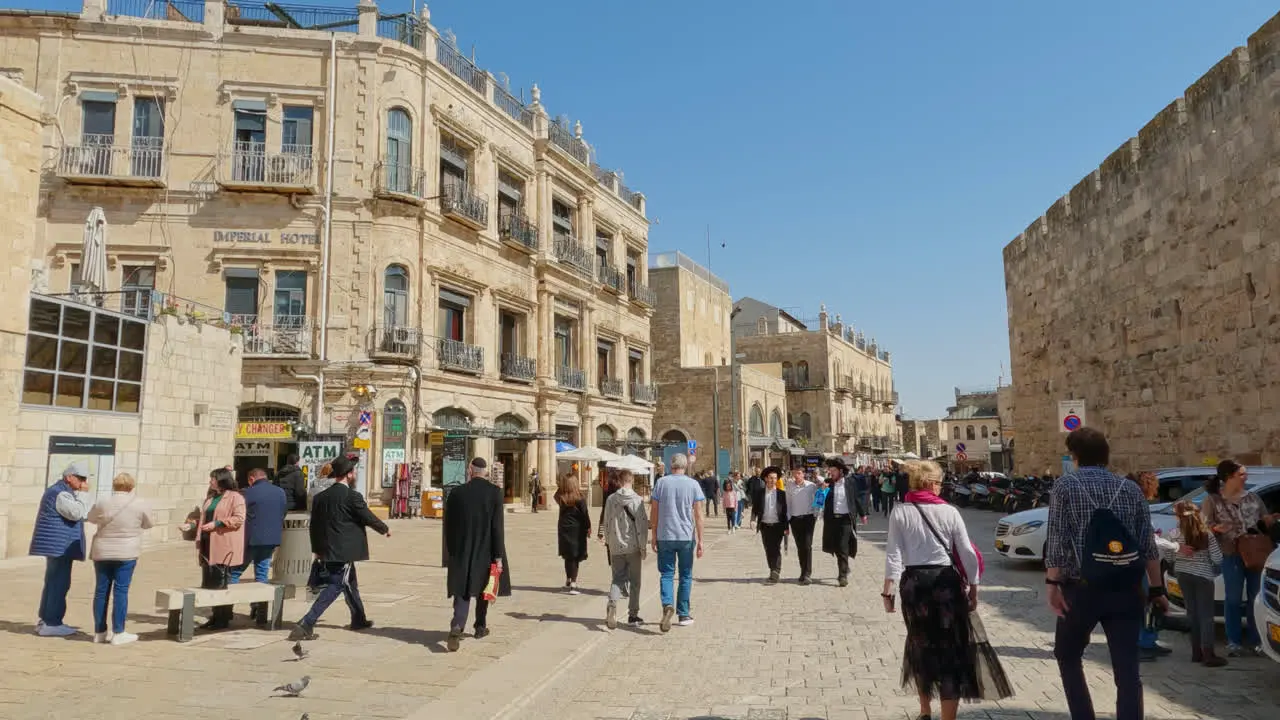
[657,540,696,617]
[38,555,75,626]
[229,545,276,584]
[92,559,137,634]
[1222,554,1262,646]
[1138,574,1159,649]
[736,499,745,527]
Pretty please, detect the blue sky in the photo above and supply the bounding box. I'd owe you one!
[11,0,1277,416]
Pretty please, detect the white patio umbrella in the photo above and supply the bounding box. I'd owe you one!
[606,454,654,474]
[555,446,623,463]
[80,206,109,293]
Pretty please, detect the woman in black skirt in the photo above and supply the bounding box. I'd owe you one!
[883,460,1012,720]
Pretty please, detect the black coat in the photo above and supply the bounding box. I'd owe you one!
[308,482,388,563]
[822,474,865,555]
[275,464,307,512]
[750,485,789,525]
[556,498,591,561]
[444,478,510,599]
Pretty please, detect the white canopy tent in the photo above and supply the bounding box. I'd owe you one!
[555,446,623,463]
[606,454,655,474]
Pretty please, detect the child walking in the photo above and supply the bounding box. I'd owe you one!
[601,470,648,629]
[1162,500,1226,666]
[722,478,739,533]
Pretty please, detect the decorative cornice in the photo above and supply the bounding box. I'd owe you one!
[430,264,487,296]
[209,247,320,272]
[64,71,179,101]
[217,81,326,107]
[430,103,487,149]
[491,286,534,311]
[490,143,534,178]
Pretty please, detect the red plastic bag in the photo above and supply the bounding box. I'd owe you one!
[482,562,502,602]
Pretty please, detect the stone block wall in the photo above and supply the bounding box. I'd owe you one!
[1003,13,1280,474]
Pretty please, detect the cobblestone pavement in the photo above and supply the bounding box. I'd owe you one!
[0,508,1277,720]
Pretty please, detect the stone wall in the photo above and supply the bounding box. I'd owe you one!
[3,313,241,559]
[1003,13,1280,474]
[651,363,787,474]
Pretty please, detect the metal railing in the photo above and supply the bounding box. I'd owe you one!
[591,163,617,190]
[45,289,217,323]
[556,366,587,392]
[369,325,421,358]
[227,142,314,187]
[836,376,852,393]
[627,281,656,307]
[438,338,484,374]
[225,2,358,31]
[499,211,537,251]
[230,314,316,356]
[106,0,204,22]
[598,264,624,294]
[618,182,642,210]
[500,352,536,382]
[440,181,489,227]
[436,41,488,95]
[552,234,594,277]
[547,121,589,165]
[58,135,165,181]
[631,382,657,405]
[648,251,730,295]
[376,13,425,49]
[375,161,427,199]
[599,377,624,398]
[493,84,534,131]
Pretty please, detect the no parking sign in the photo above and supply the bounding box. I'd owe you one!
[1058,400,1087,433]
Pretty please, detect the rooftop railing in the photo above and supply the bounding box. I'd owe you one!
[106,0,204,22]
[225,2,358,31]
[547,120,589,165]
[648,251,729,295]
[376,13,425,50]
[493,84,534,131]
[436,39,488,95]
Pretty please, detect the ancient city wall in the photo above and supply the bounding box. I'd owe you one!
[1004,13,1280,474]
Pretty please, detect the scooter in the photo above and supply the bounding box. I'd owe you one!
[969,479,990,508]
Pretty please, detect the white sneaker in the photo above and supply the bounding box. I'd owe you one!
[37,624,77,637]
[677,616,695,627]
[93,632,112,644]
[110,632,138,646]
[567,585,581,596]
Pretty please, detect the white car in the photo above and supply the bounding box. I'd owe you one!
[1255,547,1280,663]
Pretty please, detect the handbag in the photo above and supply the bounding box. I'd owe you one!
[1238,532,1275,572]
[911,503,972,587]
[483,562,502,602]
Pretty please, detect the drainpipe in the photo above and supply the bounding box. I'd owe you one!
[314,32,338,431]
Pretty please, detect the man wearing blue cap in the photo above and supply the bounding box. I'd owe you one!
[31,462,91,637]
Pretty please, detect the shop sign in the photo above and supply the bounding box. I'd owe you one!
[234,440,273,457]
[383,448,406,465]
[236,421,292,440]
[301,440,342,496]
[383,409,407,448]
[213,230,319,245]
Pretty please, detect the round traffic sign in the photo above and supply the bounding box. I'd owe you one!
[955,451,969,461]
[1063,414,1082,431]
[955,442,966,452]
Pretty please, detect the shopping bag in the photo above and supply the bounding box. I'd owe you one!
[482,562,502,602]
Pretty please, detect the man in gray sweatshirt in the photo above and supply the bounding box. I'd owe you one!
[601,470,649,629]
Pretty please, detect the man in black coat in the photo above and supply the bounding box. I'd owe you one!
[749,466,789,584]
[821,458,867,587]
[444,457,509,652]
[290,456,389,641]
[275,454,307,512]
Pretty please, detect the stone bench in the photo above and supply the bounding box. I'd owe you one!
[155,583,287,642]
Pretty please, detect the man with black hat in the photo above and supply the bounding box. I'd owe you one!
[821,457,867,587]
[290,455,390,641]
[444,457,511,652]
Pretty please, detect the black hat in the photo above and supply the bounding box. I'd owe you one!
[470,457,487,469]
[329,456,357,479]
[824,457,848,473]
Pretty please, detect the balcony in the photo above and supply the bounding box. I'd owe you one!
[499,212,537,253]
[631,382,657,405]
[440,181,489,229]
[628,281,656,308]
[598,264,625,294]
[853,383,867,399]
[500,352,536,383]
[57,135,166,187]
[220,143,315,193]
[369,325,421,361]
[375,161,428,203]
[438,338,484,374]
[835,376,852,395]
[599,377,624,399]
[106,0,204,21]
[557,366,587,393]
[547,120,590,165]
[436,40,488,95]
[230,314,316,358]
[552,234,594,278]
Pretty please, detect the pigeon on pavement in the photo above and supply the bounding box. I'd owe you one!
[274,676,310,697]
[292,641,308,660]
[300,714,309,720]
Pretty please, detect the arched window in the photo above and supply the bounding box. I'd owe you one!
[494,413,526,433]
[661,429,687,445]
[966,425,975,441]
[781,361,793,385]
[952,426,960,440]
[384,265,409,328]
[385,107,413,193]
[433,407,471,430]
[626,427,647,456]
[981,425,989,439]
[796,361,809,386]
[749,404,765,435]
[769,409,783,438]
[596,424,617,448]
[798,412,811,438]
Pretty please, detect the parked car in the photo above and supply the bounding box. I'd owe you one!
[1255,546,1280,664]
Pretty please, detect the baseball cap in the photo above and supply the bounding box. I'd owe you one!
[63,461,89,479]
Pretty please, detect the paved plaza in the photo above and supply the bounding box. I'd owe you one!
[0,508,1275,720]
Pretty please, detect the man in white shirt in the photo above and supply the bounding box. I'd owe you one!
[786,467,818,585]
[749,467,788,583]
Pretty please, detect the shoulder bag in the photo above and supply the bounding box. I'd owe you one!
[89,495,136,559]
[911,503,971,587]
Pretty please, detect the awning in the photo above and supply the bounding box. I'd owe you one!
[747,434,773,449]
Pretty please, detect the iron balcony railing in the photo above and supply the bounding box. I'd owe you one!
[230,314,316,357]
[499,212,537,252]
[591,163,617,190]
[375,161,427,200]
[225,2,358,31]
[376,13,425,49]
[618,182,643,211]
[438,338,484,374]
[500,352,536,382]
[854,383,867,399]
[547,121,589,165]
[836,376,852,394]
[106,0,204,21]
[628,281,656,308]
[440,181,489,228]
[46,289,227,324]
[598,264,625,294]
[552,234,594,277]
[599,377,624,398]
[58,134,165,183]
[493,84,534,131]
[370,325,421,359]
[631,382,657,405]
[436,40,488,95]
[227,142,314,187]
[556,366,587,393]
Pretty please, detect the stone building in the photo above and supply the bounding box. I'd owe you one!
[732,299,898,458]
[649,252,790,473]
[900,419,945,459]
[1004,13,1280,474]
[0,0,655,506]
[937,388,1003,473]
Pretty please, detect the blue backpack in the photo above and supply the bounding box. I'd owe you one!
[1081,482,1145,587]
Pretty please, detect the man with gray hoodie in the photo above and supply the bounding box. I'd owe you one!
[602,469,649,629]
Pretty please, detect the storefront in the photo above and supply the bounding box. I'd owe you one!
[233,405,300,485]
[430,408,474,490]
[493,413,533,505]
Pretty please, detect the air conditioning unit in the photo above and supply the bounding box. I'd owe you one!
[392,327,414,344]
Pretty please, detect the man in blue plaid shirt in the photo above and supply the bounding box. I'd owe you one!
[1044,427,1168,720]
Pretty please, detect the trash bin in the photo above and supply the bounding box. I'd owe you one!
[272,512,312,597]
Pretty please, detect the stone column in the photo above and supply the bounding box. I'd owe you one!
[580,306,593,390]
[202,0,225,38]
[538,407,554,498]
[579,194,595,253]
[536,287,552,381]
[536,168,552,261]
[357,0,378,38]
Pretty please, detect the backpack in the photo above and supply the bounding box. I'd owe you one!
[1081,481,1145,586]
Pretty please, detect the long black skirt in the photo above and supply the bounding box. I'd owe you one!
[899,565,1013,702]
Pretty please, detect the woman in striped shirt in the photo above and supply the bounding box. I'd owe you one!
[1159,500,1225,666]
